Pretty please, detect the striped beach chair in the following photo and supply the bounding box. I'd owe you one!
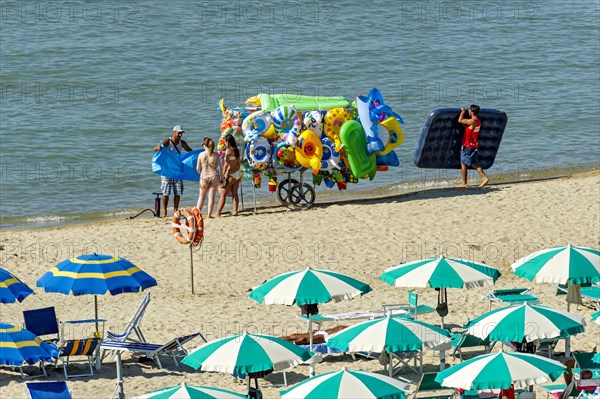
[58,338,100,378]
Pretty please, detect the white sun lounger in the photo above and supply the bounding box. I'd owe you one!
[482,288,541,310]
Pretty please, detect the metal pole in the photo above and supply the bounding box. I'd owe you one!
[308,314,315,377]
[94,295,99,332]
[190,244,195,295]
[389,350,393,377]
[116,351,124,399]
[240,179,245,210]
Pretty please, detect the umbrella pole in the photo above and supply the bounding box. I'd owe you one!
[389,350,393,377]
[94,295,99,332]
[309,314,315,377]
[247,376,251,396]
[190,244,195,295]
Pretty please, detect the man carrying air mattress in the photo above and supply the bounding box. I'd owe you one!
[457,104,489,188]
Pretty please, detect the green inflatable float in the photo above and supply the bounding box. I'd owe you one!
[248,93,351,112]
[340,120,376,180]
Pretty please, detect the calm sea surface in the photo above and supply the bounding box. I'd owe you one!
[1,1,599,226]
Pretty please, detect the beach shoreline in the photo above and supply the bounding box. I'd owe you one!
[2,164,598,231]
[1,169,599,399]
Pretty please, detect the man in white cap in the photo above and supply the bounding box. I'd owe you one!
[153,125,193,217]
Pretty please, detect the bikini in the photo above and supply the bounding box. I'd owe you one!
[200,153,219,186]
[227,155,241,180]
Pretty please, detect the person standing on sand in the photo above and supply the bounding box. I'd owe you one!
[457,104,489,188]
[153,125,193,217]
[196,137,222,218]
[216,134,241,217]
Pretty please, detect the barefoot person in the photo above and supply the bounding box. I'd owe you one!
[216,134,242,217]
[153,125,192,217]
[196,137,222,218]
[458,104,489,188]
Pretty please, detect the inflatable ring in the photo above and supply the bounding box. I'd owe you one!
[273,142,302,171]
[242,110,273,141]
[295,130,323,175]
[271,105,301,145]
[245,136,273,170]
[320,137,341,172]
[190,207,204,247]
[172,208,197,245]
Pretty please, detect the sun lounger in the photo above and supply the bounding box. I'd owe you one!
[58,338,100,378]
[413,372,455,399]
[101,332,205,368]
[482,288,540,310]
[557,284,600,310]
[23,307,60,343]
[26,381,72,399]
[451,332,494,361]
[105,291,151,343]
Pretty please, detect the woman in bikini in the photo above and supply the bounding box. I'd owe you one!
[196,137,222,218]
[216,134,242,217]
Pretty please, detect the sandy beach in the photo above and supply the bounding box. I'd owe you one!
[1,169,599,398]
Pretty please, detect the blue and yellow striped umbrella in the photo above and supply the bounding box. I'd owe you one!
[36,253,157,324]
[0,267,34,304]
[0,322,59,366]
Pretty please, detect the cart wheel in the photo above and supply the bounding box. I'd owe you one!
[289,183,316,209]
[276,178,300,206]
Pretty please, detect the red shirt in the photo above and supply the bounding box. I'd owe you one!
[463,118,481,149]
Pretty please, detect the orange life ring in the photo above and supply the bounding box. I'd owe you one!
[190,207,204,247]
[172,208,197,244]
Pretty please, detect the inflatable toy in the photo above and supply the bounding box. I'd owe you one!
[340,120,376,180]
[357,88,404,155]
[413,108,508,169]
[271,105,301,146]
[245,136,273,170]
[303,110,324,138]
[295,130,323,175]
[242,110,273,141]
[324,108,351,152]
[320,137,341,172]
[378,116,404,155]
[273,142,302,171]
[152,147,202,181]
[247,93,351,111]
[376,150,400,167]
[263,124,278,141]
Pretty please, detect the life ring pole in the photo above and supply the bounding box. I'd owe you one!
[190,244,195,295]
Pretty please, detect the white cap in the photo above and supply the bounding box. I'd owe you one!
[173,125,185,133]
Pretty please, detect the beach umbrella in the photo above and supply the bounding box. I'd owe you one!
[36,253,157,330]
[280,367,409,399]
[0,322,59,366]
[182,331,312,396]
[434,351,566,390]
[593,352,600,364]
[131,382,246,399]
[592,310,600,325]
[0,267,34,303]
[511,245,599,285]
[465,303,585,343]
[381,256,500,326]
[249,266,372,347]
[326,315,451,376]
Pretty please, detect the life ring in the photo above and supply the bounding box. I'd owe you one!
[245,136,273,170]
[242,110,273,142]
[191,207,204,247]
[273,142,302,171]
[172,208,197,245]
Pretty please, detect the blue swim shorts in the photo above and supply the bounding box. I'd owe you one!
[461,147,478,167]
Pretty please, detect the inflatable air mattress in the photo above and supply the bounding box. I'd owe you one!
[413,108,507,169]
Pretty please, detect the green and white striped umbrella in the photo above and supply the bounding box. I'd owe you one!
[592,310,600,325]
[181,331,312,374]
[511,245,600,285]
[132,382,245,399]
[327,315,451,353]
[593,352,600,364]
[280,367,409,399]
[435,351,566,390]
[326,315,451,377]
[465,303,586,342]
[381,256,500,289]
[248,266,372,305]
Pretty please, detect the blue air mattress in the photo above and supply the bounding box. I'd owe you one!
[413,108,507,169]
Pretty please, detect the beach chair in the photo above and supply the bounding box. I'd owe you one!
[413,372,455,399]
[380,292,435,321]
[390,349,423,376]
[105,291,151,343]
[556,284,600,310]
[451,332,494,361]
[482,288,540,310]
[101,332,205,369]
[26,381,72,399]
[537,338,560,358]
[58,337,100,378]
[23,307,60,343]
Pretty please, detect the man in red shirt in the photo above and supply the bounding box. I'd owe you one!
[458,104,489,188]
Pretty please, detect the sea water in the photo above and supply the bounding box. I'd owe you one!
[1,1,599,227]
